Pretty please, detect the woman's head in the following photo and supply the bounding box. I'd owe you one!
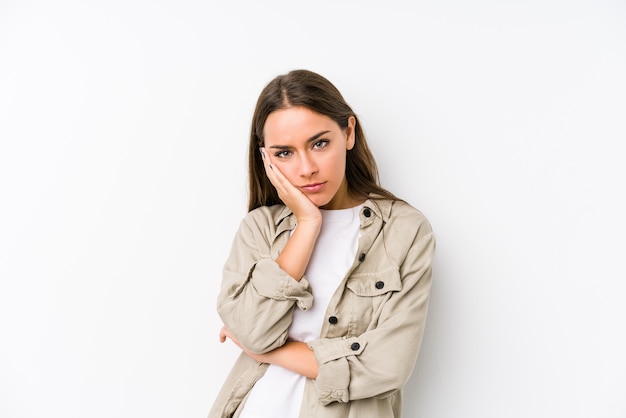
[248,69,397,211]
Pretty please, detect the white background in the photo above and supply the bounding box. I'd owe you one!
[1,1,625,417]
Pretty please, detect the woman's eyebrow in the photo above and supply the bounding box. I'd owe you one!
[268,131,331,149]
[306,130,331,143]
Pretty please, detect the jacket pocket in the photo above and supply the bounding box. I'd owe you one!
[344,268,402,334]
[346,268,402,296]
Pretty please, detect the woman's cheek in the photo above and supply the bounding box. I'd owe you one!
[279,165,298,186]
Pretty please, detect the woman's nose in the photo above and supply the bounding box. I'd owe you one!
[298,153,318,177]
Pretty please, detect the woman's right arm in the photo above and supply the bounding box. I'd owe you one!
[217,212,314,354]
[218,149,322,354]
[262,147,322,281]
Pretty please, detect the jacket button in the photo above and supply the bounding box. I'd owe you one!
[363,208,371,218]
[328,316,338,324]
[375,281,385,289]
[351,342,360,351]
[358,253,366,262]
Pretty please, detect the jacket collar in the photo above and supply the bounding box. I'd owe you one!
[271,195,393,232]
[365,195,393,222]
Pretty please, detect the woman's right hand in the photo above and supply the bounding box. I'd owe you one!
[259,147,321,280]
[260,147,321,224]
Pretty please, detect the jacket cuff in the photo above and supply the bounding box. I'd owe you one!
[250,258,313,311]
[307,337,367,405]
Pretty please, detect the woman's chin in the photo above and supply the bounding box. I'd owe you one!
[311,196,332,208]
[318,196,345,210]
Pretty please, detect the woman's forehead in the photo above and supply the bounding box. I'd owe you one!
[264,107,338,144]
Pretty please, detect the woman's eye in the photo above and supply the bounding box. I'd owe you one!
[312,140,329,150]
[274,150,292,158]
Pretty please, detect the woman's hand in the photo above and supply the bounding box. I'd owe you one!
[219,325,264,363]
[219,325,318,379]
[260,147,321,224]
[259,147,321,280]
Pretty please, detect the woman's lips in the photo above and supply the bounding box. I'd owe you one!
[299,182,326,193]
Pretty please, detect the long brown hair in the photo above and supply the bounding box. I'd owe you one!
[247,69,399,212]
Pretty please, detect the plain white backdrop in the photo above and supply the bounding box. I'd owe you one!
[1,1,625,417]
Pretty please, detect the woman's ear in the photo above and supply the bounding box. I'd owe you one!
[346,116,356,150]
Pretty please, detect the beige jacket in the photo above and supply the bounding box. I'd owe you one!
[209,198,435,418]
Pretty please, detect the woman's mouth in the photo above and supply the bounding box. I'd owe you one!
[299,182,326,193]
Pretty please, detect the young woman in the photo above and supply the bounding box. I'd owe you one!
[209,69,435,418]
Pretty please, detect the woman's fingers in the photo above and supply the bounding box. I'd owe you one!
[219,325,245,350]
[219,325,267,363]
[260,148,295,200]
[260,147,289,193]
[219,325,228,343]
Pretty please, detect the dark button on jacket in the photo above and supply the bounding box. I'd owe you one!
[363,208,372,218]
[375,281,385,289]
[358,253,366,262]
[328,316,338,324]
[351,342,361,351]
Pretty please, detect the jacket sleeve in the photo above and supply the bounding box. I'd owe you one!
[217,213,314,354]
[307,226,435,405]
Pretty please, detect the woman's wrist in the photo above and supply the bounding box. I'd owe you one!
[257,342,319,380]
[276,224,319,280]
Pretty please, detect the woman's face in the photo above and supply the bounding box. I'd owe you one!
[263,106,357,209]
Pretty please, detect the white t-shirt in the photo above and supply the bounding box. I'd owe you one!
[239,204,363,418]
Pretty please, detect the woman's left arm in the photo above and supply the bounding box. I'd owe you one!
[220,326,319,379]
[307,226,435,404]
